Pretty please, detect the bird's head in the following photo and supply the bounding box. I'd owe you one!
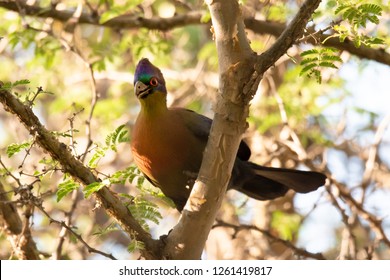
[134,59,167,109]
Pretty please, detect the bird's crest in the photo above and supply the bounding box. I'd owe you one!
[134,58,165,87]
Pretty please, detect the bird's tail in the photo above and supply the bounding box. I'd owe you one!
[235,162,326,201]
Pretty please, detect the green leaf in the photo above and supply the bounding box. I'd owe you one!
[99,10,120,24]
[335,3,349,15]
[87,125,130,168]
[99,1,143,24]
[300,49,319,56]
[333,24,348,33]
[0,82,12,90]
[88,147,107,168]
[359,3,382,17]
[319,61,338,69]
[200,11,211,23]
[335,2,382,29]
[6,141,32,157]
[299,47,341,83]
[39,157,59,168]
[84,181,105,198]
[354,36,361,48]
[368,37,385,45]
[105,124,129,151]
[57,179,79,202]
[271,210,302,241]
[313,69,322,84]
[300,57,318,65]
[339,33,349,42]
[1,79,31,91]
[327,0,337,8]
[322,55,343,63]
[12,79,31,87]
[109,166,145,186]
[300,63,318,76]
[93,222,120,236]
[119,193,134,200]
[127,197,162,231]
[343,7,357,22]
[127,239,145,253]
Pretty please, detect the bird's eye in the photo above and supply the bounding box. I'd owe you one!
[150,77,158,87]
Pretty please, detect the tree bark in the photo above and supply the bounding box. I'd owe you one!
[0,181,40,259]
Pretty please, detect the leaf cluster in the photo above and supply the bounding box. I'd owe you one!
[335,1,382,27]
[88,124,129,168]
[57,124,130,201]
[330,0,385,47]
[300,47,342,83]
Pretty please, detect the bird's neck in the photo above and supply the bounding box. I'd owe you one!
[139,94,168,117]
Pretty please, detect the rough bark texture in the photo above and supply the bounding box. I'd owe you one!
[0,181,40,260]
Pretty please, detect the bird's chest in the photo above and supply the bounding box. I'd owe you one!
[131,114,202,186]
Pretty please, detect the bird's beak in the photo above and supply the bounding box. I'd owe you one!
[134,81,152,99]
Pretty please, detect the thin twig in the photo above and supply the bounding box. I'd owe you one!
[361,113,390,191]
[81,63,99,163]
[333,179,390,248]
[54,189,80,260]
[266,75,308,160]
[0,157,21,185]
[213,219,326,260]
[326,184,357,259]
[36,203,117,260]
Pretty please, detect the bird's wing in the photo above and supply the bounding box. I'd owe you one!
[172,108,251,161]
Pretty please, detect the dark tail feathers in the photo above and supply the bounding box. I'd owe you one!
[236,162,326,201]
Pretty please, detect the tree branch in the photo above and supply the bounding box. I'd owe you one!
[245,18,390,66]
[0,1,389,66]
[0,181,40,259]
[36,202,117,260]
[333,180,390,247]
[0,0,202,31]
[213,220,326,260]
[362,113,390,189]
[0,87,162,259]
[255,0,322,73]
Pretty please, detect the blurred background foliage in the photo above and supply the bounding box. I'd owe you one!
[0,0,390,260]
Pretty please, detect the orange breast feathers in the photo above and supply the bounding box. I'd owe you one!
[130,112,204,186]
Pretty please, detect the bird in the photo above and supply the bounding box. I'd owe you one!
[130,58,326,211]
